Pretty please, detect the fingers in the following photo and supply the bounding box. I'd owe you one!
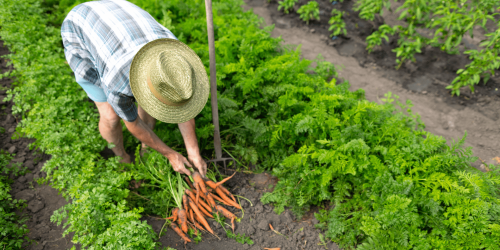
[179,166,192,176]
[183,159,193,168]
[173,163,192,176]
[168,152,193,176]
[188,156,206,178]
[199,162,207,178]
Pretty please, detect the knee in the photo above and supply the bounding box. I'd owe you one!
[96,104,121,128]
[100,114,121,128]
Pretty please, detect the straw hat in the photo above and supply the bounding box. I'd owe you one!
[129,38,209,124]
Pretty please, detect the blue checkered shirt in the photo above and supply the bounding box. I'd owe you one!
[61,0,177,122]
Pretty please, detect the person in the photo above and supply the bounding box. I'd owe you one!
[61,0,209,177]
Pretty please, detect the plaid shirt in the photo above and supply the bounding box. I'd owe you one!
[61,0,177,122]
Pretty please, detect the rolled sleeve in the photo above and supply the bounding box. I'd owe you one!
[107,92,138,122]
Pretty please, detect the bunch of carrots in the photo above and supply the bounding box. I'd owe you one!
[167,171,241,244]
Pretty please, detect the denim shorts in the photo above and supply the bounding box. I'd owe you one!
[75,75,107,102]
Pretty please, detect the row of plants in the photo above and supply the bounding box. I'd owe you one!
[261,91,500,248]
[278,0,348,37]
[357,0,500,95]
[0,149,30,248]
[0,0,160,248]
[2,0,500,249]
[277,0,500,96]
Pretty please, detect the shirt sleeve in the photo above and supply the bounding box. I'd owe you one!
[61,13,102,87]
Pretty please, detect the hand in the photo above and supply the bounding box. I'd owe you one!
[166,151,193,176]
[188,154,207,178]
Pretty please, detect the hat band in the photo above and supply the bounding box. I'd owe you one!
[147,75,188,107]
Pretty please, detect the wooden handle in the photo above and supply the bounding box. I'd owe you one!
[205,0,222,159]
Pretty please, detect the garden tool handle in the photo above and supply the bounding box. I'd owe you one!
[205,0,223,159]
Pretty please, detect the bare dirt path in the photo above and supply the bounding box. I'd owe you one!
[243,0,500,169]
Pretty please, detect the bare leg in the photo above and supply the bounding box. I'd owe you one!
[138,105,156,151]
[95,101,131,163]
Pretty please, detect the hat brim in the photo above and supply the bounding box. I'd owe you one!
[130,38,209,124]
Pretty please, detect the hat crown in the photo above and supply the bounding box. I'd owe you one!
[148,51,193,104]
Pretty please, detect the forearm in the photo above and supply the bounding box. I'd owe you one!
[124,117,175,157]
[178,118,200,156]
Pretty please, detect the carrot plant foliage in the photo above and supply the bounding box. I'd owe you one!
[262,92,500,248]
[0,151,30,249]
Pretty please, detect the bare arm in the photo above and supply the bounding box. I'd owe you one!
[123,117,193,176]
[178,119,207,177]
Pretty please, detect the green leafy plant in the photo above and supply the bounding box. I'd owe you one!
[356,0,500,94]
[366,24,395,52]
[297,1,320,25]
[328,9,346,37]
[277,0,298,14]
[311,54,338,81]
[353,0,392,21]
[317,233,328,249]
[1,150,30,249]
[448,26,500,96]
[187,228,202,243]
[262,92,500,248]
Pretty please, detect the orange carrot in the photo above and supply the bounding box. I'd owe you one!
[204,179,217,190]
[186,207,192,222]
[185,189,194,199]
[193,172,216,208]
[210,193,231,206]
[205,180,237,203]
[182,195,188,212]
[218,185,237,203]
[188,198,213,234]
[189,208,195,224]
[185,177,195,190]
[198,197,212,212]
[187,209,205,233]
[167,207,179,221]
[197,189,213,209]
[194,213,210,233]
[215,204,236,232]
[197,202,214,218]
[186,189,213,213]
[205,191,217,208]
[192,172,208,194]
[213,187,241,209]
[170,222,191,243]
[214,172,236,188]
[177,209,188,233]
[195,182,200,205]
[224,187,237,203]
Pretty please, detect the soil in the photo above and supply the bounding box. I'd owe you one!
[243,0,500,169]
[2,0,500,249]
